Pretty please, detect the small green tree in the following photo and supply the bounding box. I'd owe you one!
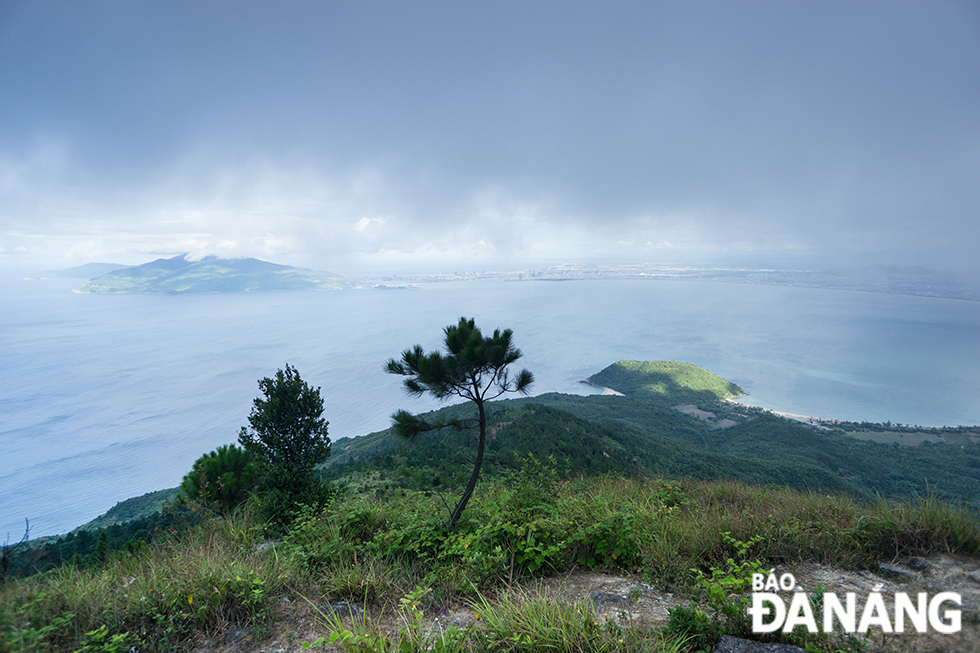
[386,317,534,528]
[238,364,331,521]
[179,444,256,513]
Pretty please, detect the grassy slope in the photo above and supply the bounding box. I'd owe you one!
[5,474,980,653]
[8,359,980,651]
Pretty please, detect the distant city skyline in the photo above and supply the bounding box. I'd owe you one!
[2,2,978,275]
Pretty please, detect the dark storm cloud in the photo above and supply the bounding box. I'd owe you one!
[1,1,977,270]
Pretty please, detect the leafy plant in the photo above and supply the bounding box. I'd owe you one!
[572,512,640,569]
[666,533,764,648]
[75,624,140,652]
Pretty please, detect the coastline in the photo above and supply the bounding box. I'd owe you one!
[725,397,840,430]
[579,379,625,396]
[589,382,859,428]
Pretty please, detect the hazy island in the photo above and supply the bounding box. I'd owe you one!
[70,254,354,294]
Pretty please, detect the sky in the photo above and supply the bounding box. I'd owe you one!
[1,1,978,275]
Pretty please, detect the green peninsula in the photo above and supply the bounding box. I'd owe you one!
[74,254,353,294]
[587,359,743,405]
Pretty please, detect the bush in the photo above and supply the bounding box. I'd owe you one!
[179,444,257,513]
[237,364,332,528]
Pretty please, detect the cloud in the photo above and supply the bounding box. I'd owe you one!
[353,217,386,232]
[1,2,977,272]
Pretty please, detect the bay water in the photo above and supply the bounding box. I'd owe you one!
[3,275,979,538]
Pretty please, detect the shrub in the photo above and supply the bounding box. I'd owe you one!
[179,444,257,513]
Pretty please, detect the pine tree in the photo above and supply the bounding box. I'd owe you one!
[386,317,533,527]
[179,444,257,512]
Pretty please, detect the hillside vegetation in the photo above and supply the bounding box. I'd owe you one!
[5,360,980,652]
[75,489,180,533]
[328,360,980,510]
[4,473,980,652]
[20,359,979,576]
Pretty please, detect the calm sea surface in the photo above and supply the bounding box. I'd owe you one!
[3,276,979,537]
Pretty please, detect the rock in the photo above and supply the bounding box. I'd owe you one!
[968,569,980,584]
[254,540,281,552]
[590,591,631,607]
[319,602,363,619]
[712,635,808,653]
[906,557,930,570]
[879,562,916,580]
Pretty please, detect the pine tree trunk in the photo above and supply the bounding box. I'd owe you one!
[448,399,486,528]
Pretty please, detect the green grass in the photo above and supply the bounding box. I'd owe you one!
[307,584,690,653]
[1,506,282,652]
[5,473,978,652]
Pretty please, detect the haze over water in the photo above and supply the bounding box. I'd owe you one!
[3,276,979,539]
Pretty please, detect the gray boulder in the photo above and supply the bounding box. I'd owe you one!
[712,635,808,653]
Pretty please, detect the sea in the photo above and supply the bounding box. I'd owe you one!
[3,274,980,538]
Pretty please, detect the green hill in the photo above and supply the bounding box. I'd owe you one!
[51,360,980,543]
[75,254,353,293]
[325,401,855,499]
[73,488,180,532]
[588,360,743,405]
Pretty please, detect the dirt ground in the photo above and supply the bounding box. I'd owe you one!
[192,553,980,653]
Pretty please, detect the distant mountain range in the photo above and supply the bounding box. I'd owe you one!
[30,257,978,300]
[60,254,353,294]
[27,262,131,280]
[381,263,980,302]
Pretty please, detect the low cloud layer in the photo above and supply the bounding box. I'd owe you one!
[1,1,978,273]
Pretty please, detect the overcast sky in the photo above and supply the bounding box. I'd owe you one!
[1,1,978,274]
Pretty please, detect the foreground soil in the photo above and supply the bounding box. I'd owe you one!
[192,553,980,653]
